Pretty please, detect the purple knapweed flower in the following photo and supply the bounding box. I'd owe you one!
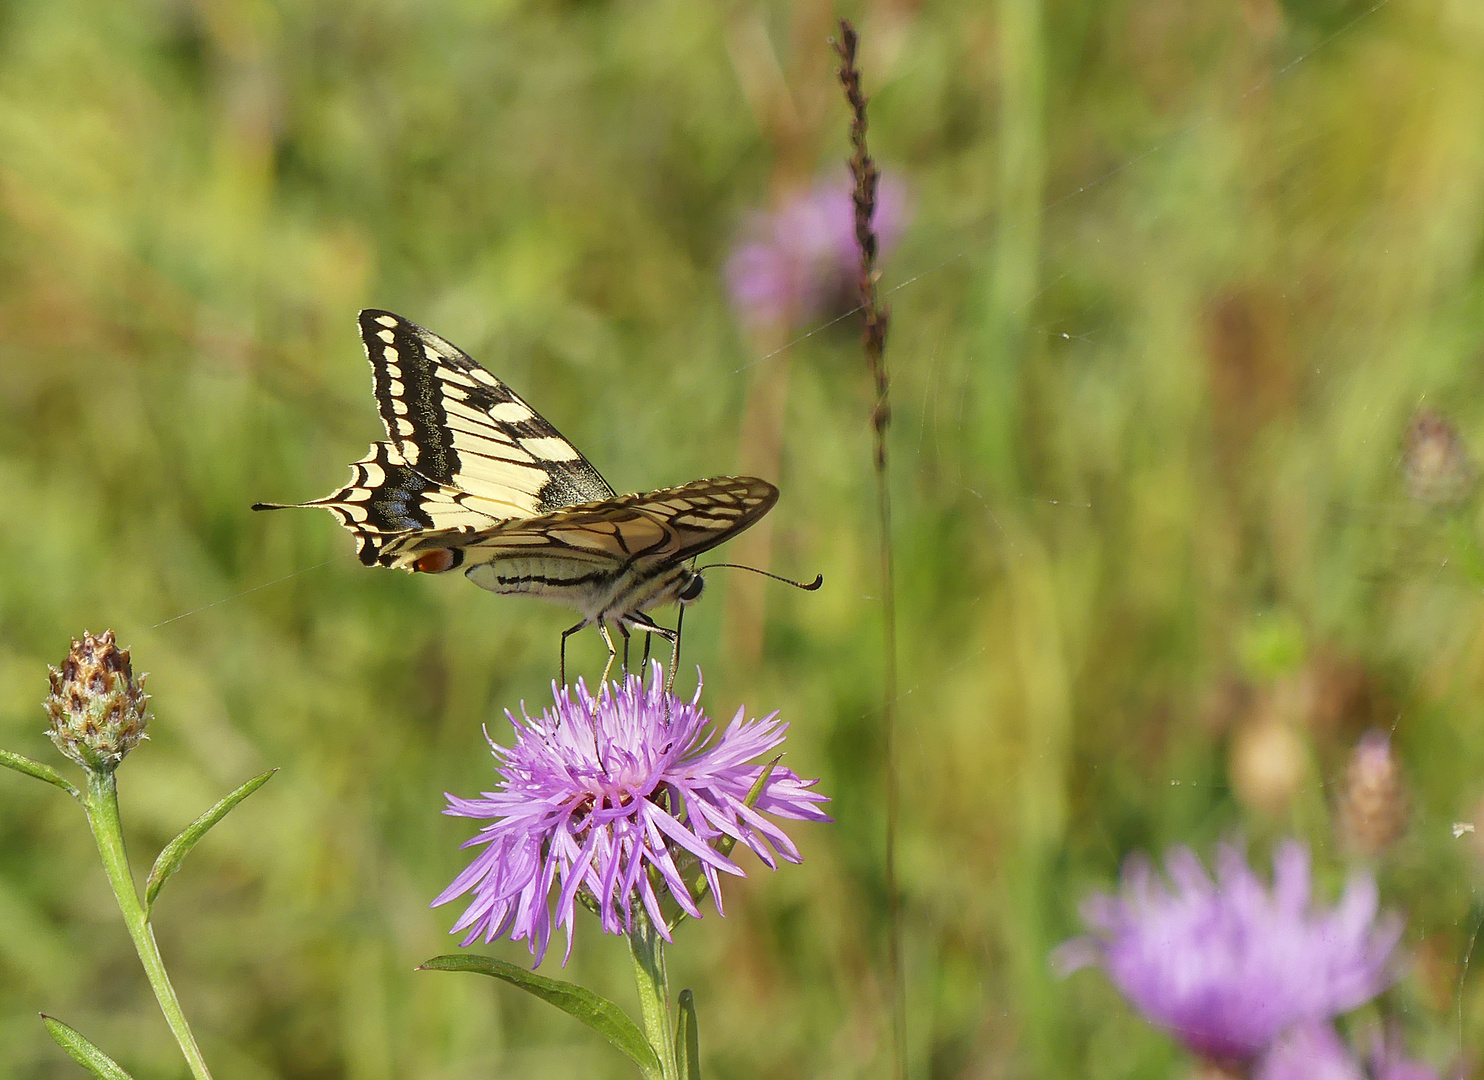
[1055,840,1403,1065]
[726,172,909,328]
[433,666,830,966]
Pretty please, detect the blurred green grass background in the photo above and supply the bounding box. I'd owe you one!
[3,0,1484,1076]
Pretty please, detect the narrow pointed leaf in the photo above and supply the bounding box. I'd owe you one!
[715,757,778,865]
[0,749,78,799]
[146,769,276,911]
[420,953,662,1078]
[666,757,779,929]
[41,1015,135,1080]
[675,989,700,1080]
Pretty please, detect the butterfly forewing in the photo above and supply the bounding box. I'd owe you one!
[359,309,614,514]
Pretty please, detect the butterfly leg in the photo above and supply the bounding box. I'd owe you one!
[559,620,587,687]
[620,624,632,676]
[597,621,619,686]
[658,628,680,698]
[627,614,678,697]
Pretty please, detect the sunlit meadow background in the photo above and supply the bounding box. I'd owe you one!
[3,0,1484,1076]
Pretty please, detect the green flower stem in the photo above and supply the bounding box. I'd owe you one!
[627,909,679,1080]
[83,770,214,1080]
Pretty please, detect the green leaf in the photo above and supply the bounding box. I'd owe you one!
[0,748,79,799]
[145,768,276,912]
[675,989,700,1080]
[420,953,663,1079]
[41,1015,136,1080]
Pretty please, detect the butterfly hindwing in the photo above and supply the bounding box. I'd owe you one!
[359,309,614,514]
[378,476,778,598]
[252,442,501,565]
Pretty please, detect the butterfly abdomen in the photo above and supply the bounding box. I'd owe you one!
[477,559,611,595]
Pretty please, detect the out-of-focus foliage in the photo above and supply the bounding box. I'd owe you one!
[2,0,1484,1077]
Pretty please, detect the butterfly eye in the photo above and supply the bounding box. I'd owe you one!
[679,574,705,603]
[414,549,459,573]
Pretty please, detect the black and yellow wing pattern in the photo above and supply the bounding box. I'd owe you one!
[358,309,614,515]
[254,310,782,672]
[254,309,616,563]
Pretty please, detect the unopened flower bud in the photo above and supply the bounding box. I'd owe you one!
[1230,716,1307,817]
[1404,409,1474,505]
[1336,730,1406,857]
[44,631,149,771]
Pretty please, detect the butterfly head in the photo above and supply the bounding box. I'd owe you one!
[677,568,705,605]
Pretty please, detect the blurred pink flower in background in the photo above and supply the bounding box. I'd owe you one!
[725,172,909,329]
[1056,840,1403,1066]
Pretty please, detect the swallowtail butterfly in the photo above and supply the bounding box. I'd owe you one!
[254,310,783,682]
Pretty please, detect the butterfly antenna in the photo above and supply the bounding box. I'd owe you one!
[696,564,824,591]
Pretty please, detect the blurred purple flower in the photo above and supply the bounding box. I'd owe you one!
[1255,1023,1442,1080]
[726,172,909,328]
[1055,840,1403,1064]
[433,666,830,966]
[1255,1023,1363,1080]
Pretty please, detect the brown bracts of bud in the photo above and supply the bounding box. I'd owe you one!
[1404,409,1475,505]
[44,631,150,771]
[1336,730,1406,858]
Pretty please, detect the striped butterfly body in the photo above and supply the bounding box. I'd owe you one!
[254,310,781,682]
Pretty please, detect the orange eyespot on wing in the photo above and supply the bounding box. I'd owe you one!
[414,549,459,573]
